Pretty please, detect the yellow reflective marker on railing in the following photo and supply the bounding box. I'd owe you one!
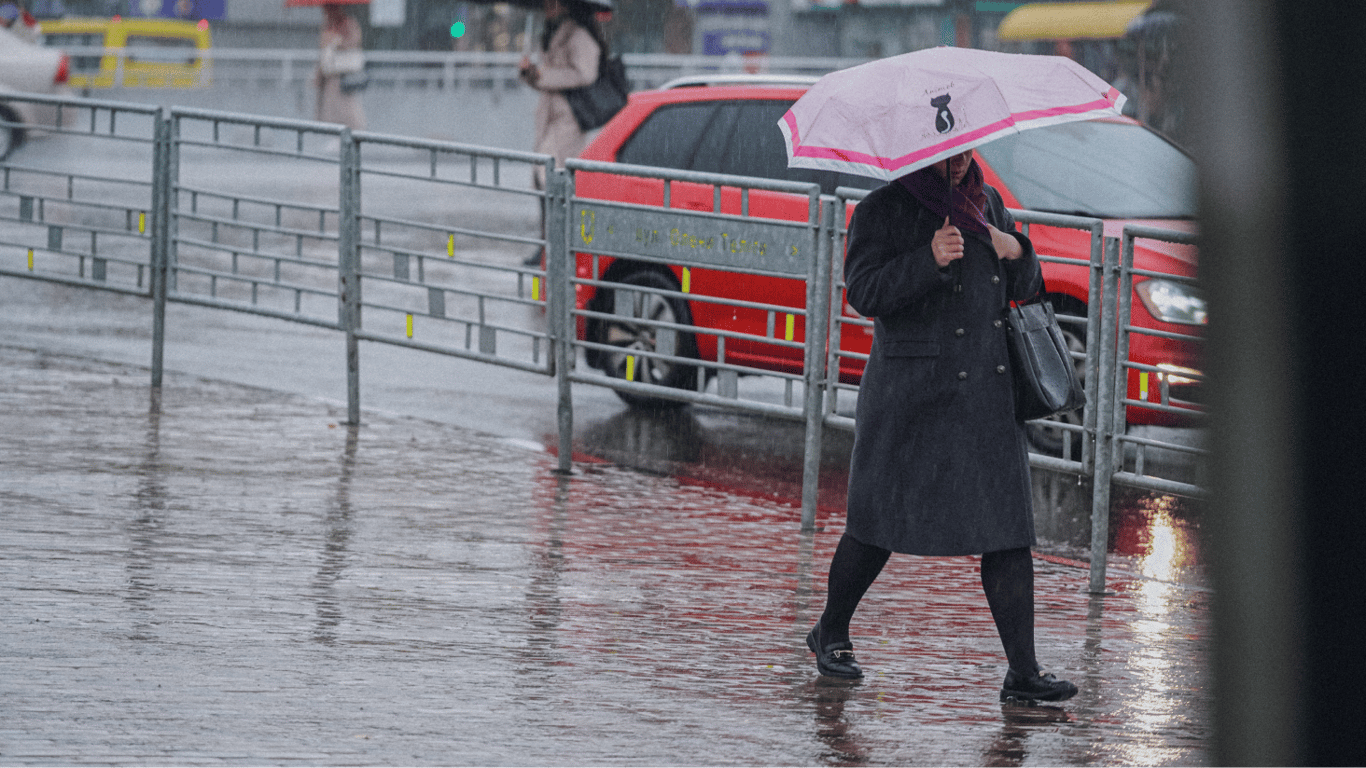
[785,313,795,341]
[532,276,540,301]
[579,209,595,245]
[626,355,635,382]
[681,267,691,293]
[406,314,414,338]
[139,212,146,234]
[28,248,34,271]
[447,234,455,258]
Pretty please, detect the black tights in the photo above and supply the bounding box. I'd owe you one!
[817,532,1039,676]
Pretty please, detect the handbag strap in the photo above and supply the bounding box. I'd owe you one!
[1008,275,1049,311]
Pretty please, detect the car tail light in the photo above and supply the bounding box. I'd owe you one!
[53,54,72,85]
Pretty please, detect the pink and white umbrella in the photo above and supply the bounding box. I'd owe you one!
[780,47,1127,181]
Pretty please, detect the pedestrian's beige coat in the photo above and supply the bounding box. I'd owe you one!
[315,14,366,131]
[529,20,600,187]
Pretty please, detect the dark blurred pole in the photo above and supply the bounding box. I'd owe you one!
[1191,0,1366,765]
[951,0,974,48]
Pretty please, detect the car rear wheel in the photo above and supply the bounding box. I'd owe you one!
[1025,296,1088,459]
[0,106,22,161]
[599,269,699,409]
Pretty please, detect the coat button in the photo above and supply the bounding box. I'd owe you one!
[958,371,968,380]
[996,365,1006,374]
[994,319,1003,328]
[991,275,1001,284]
[955,328,965,337]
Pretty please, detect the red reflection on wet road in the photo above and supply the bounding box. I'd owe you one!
[1109,490,1204,584]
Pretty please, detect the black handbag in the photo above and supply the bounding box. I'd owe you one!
[1003,292,1086,422]
[565,54,629,132]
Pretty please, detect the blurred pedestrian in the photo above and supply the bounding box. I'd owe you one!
[315,2,366,131]
[806,150,1079,704]
[518,0,606,185]
[517,0,606,265]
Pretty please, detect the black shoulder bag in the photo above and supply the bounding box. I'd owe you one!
[565,53,629,132]
[1003,285,1087,422]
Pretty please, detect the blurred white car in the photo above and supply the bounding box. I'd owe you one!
[1,23,70,159]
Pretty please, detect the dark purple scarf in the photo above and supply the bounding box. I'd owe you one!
[896,158,990,235]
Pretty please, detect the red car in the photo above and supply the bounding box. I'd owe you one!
[573,74,1202,453]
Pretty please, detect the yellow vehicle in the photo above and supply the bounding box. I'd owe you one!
[39,17,211,88]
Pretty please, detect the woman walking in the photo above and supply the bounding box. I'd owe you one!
[517,0,605,265]
[315,3,366,131]
[518,0,606,186]
[807,149,1078,704]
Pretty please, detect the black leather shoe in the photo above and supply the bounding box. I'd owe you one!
[806,623,863,679]
[1000,669,1078,703]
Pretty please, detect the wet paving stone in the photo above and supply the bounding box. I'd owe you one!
[0,345,1210,765]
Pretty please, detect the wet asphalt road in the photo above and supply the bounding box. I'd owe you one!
[0,344,1210,765]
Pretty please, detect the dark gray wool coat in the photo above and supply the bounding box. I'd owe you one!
[844,179,1043,556]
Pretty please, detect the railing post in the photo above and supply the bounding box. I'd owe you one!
[338,129,362,426]
[800,196,832,531]
[1114,231,1140,441]
[823,196,848,423]
[167,112,181,296]
[1081,221,1105,475]
[150,107,171,391]
[1088,236,1122,593]
[549,164,574,475]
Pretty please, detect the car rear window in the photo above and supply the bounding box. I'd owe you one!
[973,121,1198,219]
[616,102,718,172]
[42,32,104,73]
[615,98,879,196]
[125,35,201,66]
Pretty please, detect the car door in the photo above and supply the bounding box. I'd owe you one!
[609,98,809,373]
[683,99,822,374]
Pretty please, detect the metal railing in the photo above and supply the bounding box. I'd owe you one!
[167,108,347,329]
[0,94,162,297]
[53,47,871,94]
[47,50,868,148]
[3,91,1205,591]
[820,189,865,438]
[1112,224,1206,498]
[561,158,829,516]
[348,132,555,377]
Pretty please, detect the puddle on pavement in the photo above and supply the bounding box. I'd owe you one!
[2,346,1208,765]
[1108,489,1204,585]
[569,404,1206,585]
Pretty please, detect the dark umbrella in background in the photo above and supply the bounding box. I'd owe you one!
[1124,1,1183,134]
[413,0,613,56]
[520,0,613,56]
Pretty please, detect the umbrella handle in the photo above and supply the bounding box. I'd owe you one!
[947,169,964,293]
[945,168,956,235]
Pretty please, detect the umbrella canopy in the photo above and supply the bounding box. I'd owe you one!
[997,0,1151,42]
[780,47,1126,182]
